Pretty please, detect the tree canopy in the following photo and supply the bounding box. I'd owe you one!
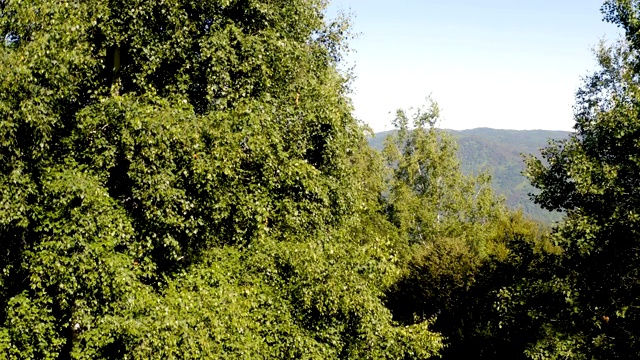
[0,0,445,358]
[4,0,640,359]
[518,1,640,357]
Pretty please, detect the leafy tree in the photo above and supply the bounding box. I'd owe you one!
[381,98,503,249]
[378,99,550,357]
[520,1,640,357]
[376,98,573,359]
[0,0,443,358]
[436,213,562,360]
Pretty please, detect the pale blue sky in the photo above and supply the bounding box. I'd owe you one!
[327,0,621,131]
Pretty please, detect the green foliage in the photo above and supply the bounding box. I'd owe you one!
[370,128,570,224]
[379,2,640,358]
[382,98,503,249]
[377,98,557,358]
[520,2,640,357]
[387,206,560,358]
[12,0,640,358]
[0,0,444,358]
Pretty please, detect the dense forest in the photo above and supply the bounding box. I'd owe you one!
[1,0,640,359]
[370,128,570,224]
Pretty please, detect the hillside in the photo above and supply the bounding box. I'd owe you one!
[370,128,572,224]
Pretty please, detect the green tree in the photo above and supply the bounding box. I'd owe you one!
[381,98,503,249]
[0,1,442,358]
[378,99,552,358]
[376,98,571,359]
[520,1,640,357]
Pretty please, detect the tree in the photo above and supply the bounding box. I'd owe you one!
[0,1,443,358]
[521,1,640,357]
[381,98,503,249]
[378,99,555,358]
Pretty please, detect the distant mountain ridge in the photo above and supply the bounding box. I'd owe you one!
[369,128,572,224]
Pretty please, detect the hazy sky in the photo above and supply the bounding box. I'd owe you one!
[327,0,622,131]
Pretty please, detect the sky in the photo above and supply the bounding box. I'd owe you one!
[326,0,622,131]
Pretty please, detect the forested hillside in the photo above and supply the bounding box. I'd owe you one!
[2,0,640,359]
[370,128,571,223]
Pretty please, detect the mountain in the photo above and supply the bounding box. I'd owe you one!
[369,128,572,224]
